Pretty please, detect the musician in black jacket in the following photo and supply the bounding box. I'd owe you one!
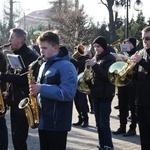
[113,37,138,137]
[0,50,8,150]
[86,36,115,150]
[0,28,38,150]
[131,26,150,150]
[71,42,89,128]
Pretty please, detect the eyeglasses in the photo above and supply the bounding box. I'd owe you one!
[142,37,150,41]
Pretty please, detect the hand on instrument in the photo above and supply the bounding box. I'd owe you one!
[29,83,41,95]
[131,53,142,63]
[86,59,96,67]
[110,52,130,61]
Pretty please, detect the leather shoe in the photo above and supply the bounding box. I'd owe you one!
[123,130,136,137]
[72,120,83,126]
[112,128,126,135]
[114,105,119,109]
[81,122,88,128]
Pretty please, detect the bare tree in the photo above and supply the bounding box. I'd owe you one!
[49,0,96,52]
[98,0,117,42]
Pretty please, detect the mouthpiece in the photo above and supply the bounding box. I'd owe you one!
[0,43,11,49]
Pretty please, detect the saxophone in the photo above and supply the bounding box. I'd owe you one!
[0,86,6,117]
[18,55,43,129]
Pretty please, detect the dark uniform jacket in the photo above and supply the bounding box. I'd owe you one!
[0,44,38,108]
[90,48,116,102]
[136,48,150,107]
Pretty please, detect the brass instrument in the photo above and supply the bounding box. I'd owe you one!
[108,50,144,87]
[77,67,93,93]
[72,44,91,60]
[18,55,43,129]
[0,86,6,117]
[77,53,97,93]
[33,30,43,38]
[111,39,123,54]
[0,43,11,49]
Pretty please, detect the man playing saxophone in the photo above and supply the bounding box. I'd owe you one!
[85,36,116,150]
[131,26,150,150]
[0,28,38,150]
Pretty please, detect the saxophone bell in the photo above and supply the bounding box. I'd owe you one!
[19,98,38,128]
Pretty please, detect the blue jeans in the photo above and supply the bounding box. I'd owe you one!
[94,99,113,149]
[0,116,8,150]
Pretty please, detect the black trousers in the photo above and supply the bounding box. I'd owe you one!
[10,107,29,150]
[38,130,68,150]
[0,116,8,150]
[74,89,89,121]
[118,85,137,131]
[137,106,150,150]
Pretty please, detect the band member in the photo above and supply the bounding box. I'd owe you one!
[71,42,90,127]
[0,50,8,150]
[131,26,150,150]
[86,36,115,150]
[113,37,138,137]
[0,28,38,150]
[29,31,77,150]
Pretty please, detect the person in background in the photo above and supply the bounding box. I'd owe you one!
[30,31,77,150]
[86,36,116,150]
[0,28,38,150]
[131,26,150,150]
[71,42,90,128]
[113,37,138,137]
[0,50,8,150]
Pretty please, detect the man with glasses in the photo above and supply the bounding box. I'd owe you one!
[131,26,150,150]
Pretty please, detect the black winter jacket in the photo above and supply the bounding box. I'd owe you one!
[90,48,116,102]
[136,48,150,107]
[0,44,38,107]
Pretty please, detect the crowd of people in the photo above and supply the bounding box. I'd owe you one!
[0,26,150,150]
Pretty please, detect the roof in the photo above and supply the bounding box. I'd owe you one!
[15,8,55,28]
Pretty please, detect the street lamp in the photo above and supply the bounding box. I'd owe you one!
[112,0,143,38]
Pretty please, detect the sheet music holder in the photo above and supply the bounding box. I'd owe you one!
[120,44,130,52]
[6,54,26,70]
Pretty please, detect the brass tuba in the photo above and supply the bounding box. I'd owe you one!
[108,50,144,87]
[18,55,43,129]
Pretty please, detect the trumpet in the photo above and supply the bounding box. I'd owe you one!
[72,44,91,60]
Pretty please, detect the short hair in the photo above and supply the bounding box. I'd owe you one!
[37,30,59,46]
[10,28,27,41]
[142,26,150,33]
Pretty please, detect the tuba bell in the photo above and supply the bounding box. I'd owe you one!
[77,52,97,93]
[108,50,144,87]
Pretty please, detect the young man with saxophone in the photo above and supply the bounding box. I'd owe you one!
[86,36,116,150]
[131,26,150,150]
[29,31,77,150]
[0,28,38,150]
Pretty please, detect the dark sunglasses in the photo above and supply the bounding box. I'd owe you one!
[142,37,150,41]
